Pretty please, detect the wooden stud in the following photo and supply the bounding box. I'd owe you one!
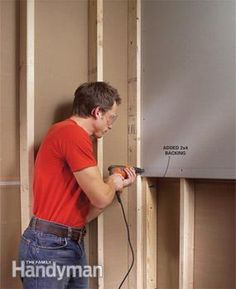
[144,178,157,289]
[19,0,35,232]
[179,178,195,289]
[88,2,98,289]
[96,2,104,289]
[127,0,145,288]
[127,0,137,287]
[88,1,104,288]
[136,0,144,287]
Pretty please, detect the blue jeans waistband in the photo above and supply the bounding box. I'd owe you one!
[29,217,86,242]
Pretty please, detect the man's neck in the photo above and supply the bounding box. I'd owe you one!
[70,115,93,136]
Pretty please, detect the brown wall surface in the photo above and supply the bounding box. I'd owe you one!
[35,0,88,146]
[0,1,21,288]
[103,0,129,288]
[156,179,180,289]
[194,180,235,289]
[0,186,21,289]
[0,0,20,180]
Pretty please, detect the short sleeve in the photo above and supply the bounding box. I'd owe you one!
[60,126,97,172]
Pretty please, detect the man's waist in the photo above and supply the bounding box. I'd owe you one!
[29,216,86,242]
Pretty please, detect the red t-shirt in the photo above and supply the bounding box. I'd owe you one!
[33,119,97,228]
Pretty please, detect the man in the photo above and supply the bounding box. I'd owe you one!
[18,82,136,289]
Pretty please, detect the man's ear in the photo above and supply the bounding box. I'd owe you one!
[91,106,102,119]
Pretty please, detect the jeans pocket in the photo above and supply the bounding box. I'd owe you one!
[21,234,31,244]
[19,235,33,261]
[36,233,68,250]
[76,240,85,259]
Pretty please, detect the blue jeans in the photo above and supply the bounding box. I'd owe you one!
[18,225,89,289]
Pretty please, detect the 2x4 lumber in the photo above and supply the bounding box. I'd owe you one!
[88,1,104,289]
[96,2,104,289]
[127,0,144,288]
[179,178,195,289]
[144,178,157,289]
[19,0,35,232]
[136,0,143,287]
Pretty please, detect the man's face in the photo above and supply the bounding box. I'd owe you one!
[93,102,118,138]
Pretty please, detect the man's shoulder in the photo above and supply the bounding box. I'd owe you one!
[50,119,80,134]
[49,119,90,142]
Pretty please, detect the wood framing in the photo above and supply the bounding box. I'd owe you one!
[127,0,144,288]
[88,1,104,288]
[19,0,35,232]
[179,179,195,289]
[144,178,157,289]
[96,2,104,288]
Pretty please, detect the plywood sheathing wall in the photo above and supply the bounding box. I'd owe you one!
[35,0,88,146]
[0,0,20,181]
[194,180,235,289]
[156,179,180,289]
[0,0,21,288]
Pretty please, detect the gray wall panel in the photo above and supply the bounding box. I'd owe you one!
[141,0,236,179]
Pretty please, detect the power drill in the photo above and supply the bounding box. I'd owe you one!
[108,165,145,202]
[108,165,144,178]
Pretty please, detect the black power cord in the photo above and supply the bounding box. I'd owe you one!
[107,166,144,288]
[116,192,135,289]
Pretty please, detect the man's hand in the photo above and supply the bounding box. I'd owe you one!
[108,167,137,191]
[122,167,136,187]
[107,173,124,191]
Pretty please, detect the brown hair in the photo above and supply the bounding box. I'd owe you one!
[72,82,121,117]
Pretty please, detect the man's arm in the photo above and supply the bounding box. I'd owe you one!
[74,166,123,209]
[86,204,104,223]
[74,166,136,210]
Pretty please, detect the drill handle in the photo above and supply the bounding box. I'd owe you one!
[108,165,144,203]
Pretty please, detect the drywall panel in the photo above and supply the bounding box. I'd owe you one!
[156,179,180,289]
[194,181,235,289]
[141,0,236,179]
[35,0,88,146]
[103,0,129,288]
[0,0,20,180]
[0,186,21,289]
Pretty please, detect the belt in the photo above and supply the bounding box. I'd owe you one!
[29,217,86,243]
